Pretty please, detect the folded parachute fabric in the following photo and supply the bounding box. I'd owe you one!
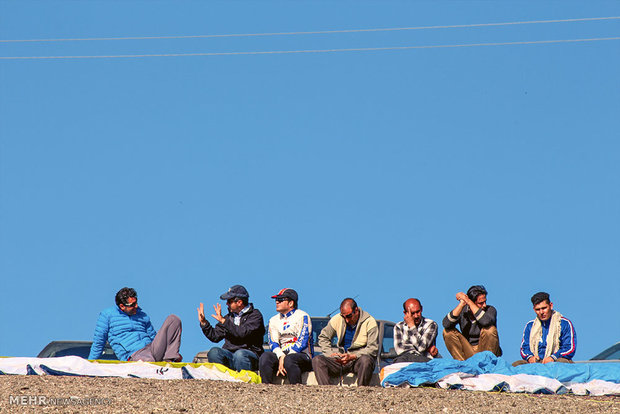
[0,356,260,384]
[380,351,620,396]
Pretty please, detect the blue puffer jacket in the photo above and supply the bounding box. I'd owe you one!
[88,306,157,361]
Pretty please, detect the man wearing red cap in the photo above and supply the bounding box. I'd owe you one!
[259,288,313,385]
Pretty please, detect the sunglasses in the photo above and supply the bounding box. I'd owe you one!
[341,308,357,319]
[275,298,289,303]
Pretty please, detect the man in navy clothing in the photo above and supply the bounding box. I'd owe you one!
[513,292,576,366]
[197,284,265,372]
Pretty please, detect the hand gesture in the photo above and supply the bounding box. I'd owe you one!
[455,292,468,302]
[428,345,438,357]
[197,303,207,325]
[211,303,225,324]
[403,311,415,328]
[277,355,287,376]
[339,353,357,365]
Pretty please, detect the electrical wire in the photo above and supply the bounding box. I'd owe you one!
[1,36,618,60]
[1,16,619,43]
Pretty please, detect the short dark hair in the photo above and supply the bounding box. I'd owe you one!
[340,298,358,311]
[467,285,488,302]
[531,291,550,306]
[115,287,137,307]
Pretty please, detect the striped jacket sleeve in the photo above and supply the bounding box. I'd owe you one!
[553,317,577,360]
[519,320,534,360]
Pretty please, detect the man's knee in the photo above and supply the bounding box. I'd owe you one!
[164,314,182,328]
[479,325,498,337]
[312,354,328,370]
[207,347,224,360]
[355,355,375,371]
[443,328,461,339]
[282,355,298,370]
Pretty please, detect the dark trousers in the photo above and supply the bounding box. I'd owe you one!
[393,352,431,363]
[312,354,376,386]
[259,351,312,385]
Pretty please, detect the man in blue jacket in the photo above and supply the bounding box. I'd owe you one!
[88,287,183,362]
[513,292,576,366]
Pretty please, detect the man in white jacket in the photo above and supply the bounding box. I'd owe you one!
[259,288,313,384]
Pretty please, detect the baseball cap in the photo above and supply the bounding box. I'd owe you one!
[220,285,250,300]
[271,288,298,303]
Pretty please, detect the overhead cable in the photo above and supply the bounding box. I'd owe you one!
[1,16,619,43]
[1,36,619,60]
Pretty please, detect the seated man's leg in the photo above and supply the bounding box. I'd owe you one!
[149,314,183,362]
[207,347,234,369]
[351,354,376,386]
[258,351,279,384]
[393,352,430,363]
[283,353,312,385]
[554,358,573,363]
[443,328,475,361]
[312,354,348,385]
[231,349,259,372]
[512,359,529,367]
[478,326,502,357]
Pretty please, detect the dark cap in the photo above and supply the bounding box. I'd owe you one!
[466,285,487,302]
[271,288,298,303]
[531,291,550,306]
[220,285,249,300]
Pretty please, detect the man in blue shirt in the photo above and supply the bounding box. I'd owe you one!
[513,292,577,366]
[88,287,182,362]
[313,298,379,386]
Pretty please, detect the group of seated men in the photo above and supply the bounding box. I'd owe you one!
[88,284,577,385]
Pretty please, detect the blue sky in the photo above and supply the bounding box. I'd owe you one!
[1,1,619,363]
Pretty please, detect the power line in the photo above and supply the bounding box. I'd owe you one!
[1,16,619,43]
[1,36,618,60]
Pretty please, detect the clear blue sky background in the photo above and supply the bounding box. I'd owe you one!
[1,1,619,363]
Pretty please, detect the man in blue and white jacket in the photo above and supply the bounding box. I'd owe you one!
[513,291,576,366]
[259,288,312,384]
[88,287,182,362]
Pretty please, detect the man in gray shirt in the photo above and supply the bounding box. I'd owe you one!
[442,285,502,360]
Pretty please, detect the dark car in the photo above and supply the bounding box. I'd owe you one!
[38,341,118,360]
[590,342,620,362]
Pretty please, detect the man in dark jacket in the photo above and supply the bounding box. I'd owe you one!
[197,284,265,372]
[442,285,502,361]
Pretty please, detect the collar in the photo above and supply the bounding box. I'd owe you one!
[539,311,554,327]
[233,304,251,317]
[280,309,296,318]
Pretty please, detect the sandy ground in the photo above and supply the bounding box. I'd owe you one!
[1,376,618,413]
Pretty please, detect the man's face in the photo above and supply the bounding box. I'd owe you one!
[534,300,554,321]
[340,304,360,327]
[405,301,423,326]
[475,294,487,309]
[227,298,244,313]
[275,298,293,314]
[119,296,138,316]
